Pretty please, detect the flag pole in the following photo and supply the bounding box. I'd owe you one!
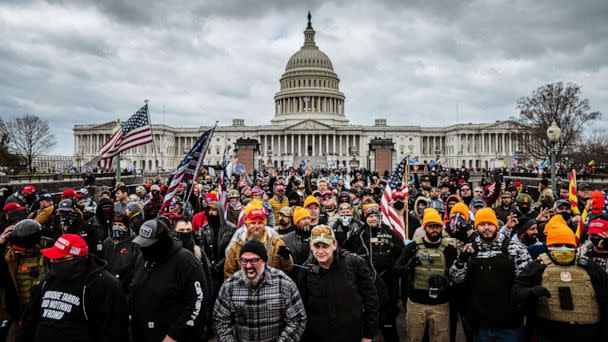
[145,99,161,178]
[115,118,123,182]
[184,121,218,205]
[404,155,410,240]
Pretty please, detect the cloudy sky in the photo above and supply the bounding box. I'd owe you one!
[1,0,607,155]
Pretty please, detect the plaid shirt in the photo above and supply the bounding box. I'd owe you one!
[213,266,307,342]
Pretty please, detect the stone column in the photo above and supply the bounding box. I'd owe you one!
[332,134,336,155]
[305,135,309,156]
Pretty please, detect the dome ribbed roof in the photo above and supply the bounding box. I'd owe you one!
[285,12,334,71]
[286,47,333,70]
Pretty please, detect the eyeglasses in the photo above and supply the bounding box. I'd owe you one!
[426,224,443,230]
[240,257,262,266]
[461,188,471,192]
[474,190,483,193]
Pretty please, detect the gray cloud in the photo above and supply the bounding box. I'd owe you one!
[0,0,606,154]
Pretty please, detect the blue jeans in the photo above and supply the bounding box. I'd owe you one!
[474,328,522,342]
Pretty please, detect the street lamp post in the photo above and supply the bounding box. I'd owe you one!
[546,120,562,195]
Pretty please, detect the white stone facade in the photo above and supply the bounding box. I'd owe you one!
[73,14,525,172]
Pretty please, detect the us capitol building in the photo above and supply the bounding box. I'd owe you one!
[74,14,524,173]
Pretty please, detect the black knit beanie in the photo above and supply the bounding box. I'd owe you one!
[240,240,268,262]
[516,216,537,236]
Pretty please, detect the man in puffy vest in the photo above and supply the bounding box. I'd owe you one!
[395,208,457,342]
[513,214,608,340]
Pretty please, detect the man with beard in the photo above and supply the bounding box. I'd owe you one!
[130,219,207,342]
[512,216,544,259]
[320,190,339,226]
[331,202,361,246]
[224,207,293,279]
[268,184,289,223]
[143,185,163,220]
[458,183,473,207]
[101,213,141,292]
[345,204,404,342]
[55,199,105,257]
[297,225,379,342]
[577,182,593,214]
[17,234,128,341]
[274,206,294,236]
[225,190,242,226]
[395,208,457,342]
[495,192,515,224]
[213,240,306,342]
[282,207,312,279]
[513,216,608,340]
[449,208,531,341]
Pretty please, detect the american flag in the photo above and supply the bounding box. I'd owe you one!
[161,127,215,212]
[98,104,153,169]
[217,148,233,218]
[381,156,409,241]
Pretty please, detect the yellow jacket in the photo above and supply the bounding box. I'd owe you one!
[268,196,289,222]
[224,227,293,279]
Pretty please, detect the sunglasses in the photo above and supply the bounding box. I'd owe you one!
[240,257,262,266]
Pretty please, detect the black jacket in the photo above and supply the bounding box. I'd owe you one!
[512,257,608,340]
[199,201,235,278]
[297,249,379,342]
[129,240,207,342]
[101,235,141,292]
[344,223,404,274]
[16,255,129,342]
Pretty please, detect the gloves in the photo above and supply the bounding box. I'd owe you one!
[530,285,551,299]
[277,245,291,259]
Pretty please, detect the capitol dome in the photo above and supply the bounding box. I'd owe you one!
[271,13,348,126]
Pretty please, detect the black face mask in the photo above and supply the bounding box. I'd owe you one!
[140,236,173,262]
[207,213,220,226]
[393,201,405,210]
[518,206,531,214]
[560,212,572,221]
[176,232,195,251]
[151,191,161,199]
[51,257,88,281]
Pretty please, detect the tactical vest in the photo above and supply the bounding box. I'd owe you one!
[16,254,47,305]
[535,253,600,324]
[413,237,448,290]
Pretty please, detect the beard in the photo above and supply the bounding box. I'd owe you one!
[480,230,498,242]
[426,232,441,242]
[243,269,263,287]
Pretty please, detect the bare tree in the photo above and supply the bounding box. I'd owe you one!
[571,129,608,164]
[0,119,8,148]
[7,114,56,173]
[515,82,601,161]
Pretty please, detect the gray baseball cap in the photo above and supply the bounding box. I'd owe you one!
[133,220,162,247]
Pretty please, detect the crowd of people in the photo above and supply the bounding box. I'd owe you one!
[0,165,607,342]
